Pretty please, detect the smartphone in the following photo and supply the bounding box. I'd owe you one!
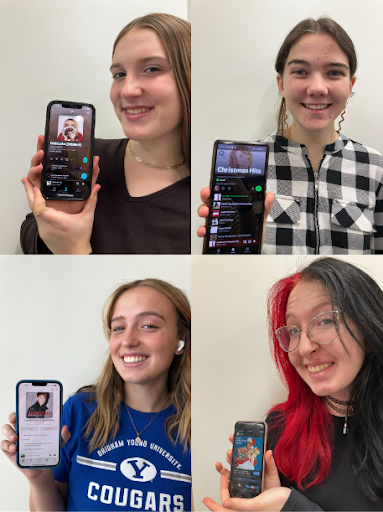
[229,421,267,499]
[16,380,63,468]
[203,140,269,254]
[41,100,95,200]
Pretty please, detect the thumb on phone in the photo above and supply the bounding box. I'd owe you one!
[61,425,71,448]
[264,450,281,489]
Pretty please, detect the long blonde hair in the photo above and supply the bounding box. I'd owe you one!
[77,278,191,452]
[112,13,191,165]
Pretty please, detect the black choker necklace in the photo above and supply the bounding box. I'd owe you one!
[323,396,354,435]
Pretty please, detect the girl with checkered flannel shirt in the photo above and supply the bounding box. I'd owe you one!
[198,17,383,254]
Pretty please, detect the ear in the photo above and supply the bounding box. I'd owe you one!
[349,76,356,96]
[277,74,285,98]
[175,339,185,355]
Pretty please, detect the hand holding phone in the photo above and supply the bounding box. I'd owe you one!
[203,428,291,512]
[203,141,269,254]
[1,411,71,481]
[41,101,95,201]
[22,137,101,254]
[15,381,64,469]
[23,135,101,216]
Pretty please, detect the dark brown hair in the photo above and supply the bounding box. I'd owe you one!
[113,13,190,164]
[275,17,357,135]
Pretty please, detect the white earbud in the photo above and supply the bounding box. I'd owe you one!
[177,340,185,352]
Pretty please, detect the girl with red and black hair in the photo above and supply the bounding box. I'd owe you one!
[205,257,383,511]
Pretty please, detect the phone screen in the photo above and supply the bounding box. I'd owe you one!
[230,422,266,499]
[16,381,62,468]
[203,141,269,254]
[41,101,95,200]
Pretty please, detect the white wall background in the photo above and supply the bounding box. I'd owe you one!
[192,255,383,508]
[0,0,188,255]
[191,0,383,254]
[0,255,191,511]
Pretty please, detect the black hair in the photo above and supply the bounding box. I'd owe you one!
[300,257,383,501]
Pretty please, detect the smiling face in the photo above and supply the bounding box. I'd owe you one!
[286,279,365,402]
[277,33,356,137]
[109,286,181,393]
[110,28,183,143]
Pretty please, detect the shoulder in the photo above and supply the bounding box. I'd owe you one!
[340,136,383,168]
[63,392,96,423]
[259,132,278,144]
[266,410,286,451]
[94,138,128,160]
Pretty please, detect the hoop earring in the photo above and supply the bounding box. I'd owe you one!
[337,103,347,134]
[282,99,288,136]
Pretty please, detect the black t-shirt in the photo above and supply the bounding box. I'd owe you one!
[20,139,191,254]
[267,413,383,511]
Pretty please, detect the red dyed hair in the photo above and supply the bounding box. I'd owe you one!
[267,272,333,489]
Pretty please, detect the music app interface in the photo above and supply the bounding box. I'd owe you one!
[231,423,265,498]
[17,382,61,467]
[42,102,94,199]
[205,142,268,254]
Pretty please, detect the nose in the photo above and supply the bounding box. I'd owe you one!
[121,74,143,98]
[306,73,328,96]
[297,329,317,356]
[121,326,140,347]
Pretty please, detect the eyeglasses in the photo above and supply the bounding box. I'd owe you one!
[276,310,341,352]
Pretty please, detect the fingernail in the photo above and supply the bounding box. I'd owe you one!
[10,434,16,440]
[223,500,232,508]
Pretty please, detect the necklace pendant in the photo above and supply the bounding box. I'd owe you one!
[135,436,142,443]
[343,418,349,435]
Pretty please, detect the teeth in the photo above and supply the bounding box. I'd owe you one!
[304,104,330,110]
[308,362,333,374]
[125,108,150,114]
[123,356,147,363]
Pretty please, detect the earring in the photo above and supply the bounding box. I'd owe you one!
[177,340,185,352]
[337,102,347,134]
[282,99,288,136]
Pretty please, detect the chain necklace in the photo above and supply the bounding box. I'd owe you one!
[323,396,354,435]
[128,140,185,170]
[125,396,170,443]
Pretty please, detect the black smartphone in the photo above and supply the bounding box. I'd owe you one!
[41,100,95,200]
[16,380,63,469]
[229,421,267,499]
[203,140,269,254]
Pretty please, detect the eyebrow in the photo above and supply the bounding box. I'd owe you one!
[287,59,349,70]
[111,311,166,323]
[285,302,332,322]
[110,56,169,72]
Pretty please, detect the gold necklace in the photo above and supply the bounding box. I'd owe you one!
[128,140,185,170]
[125,397,170,443]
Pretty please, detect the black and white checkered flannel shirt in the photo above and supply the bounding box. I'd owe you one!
[261,133,383,254]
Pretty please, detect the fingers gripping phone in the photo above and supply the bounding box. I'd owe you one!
[203,140,269,254]
[16,380,63,468]
[41,100,95,200]
[230,421,267,498]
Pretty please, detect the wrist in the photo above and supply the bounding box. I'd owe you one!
[52,243,92,255]
[28,468,55,487]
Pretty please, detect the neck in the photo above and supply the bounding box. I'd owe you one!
[129,126,184,168]
[285,123,338,164]
[323,393,354,417]
[123,379,170,413]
